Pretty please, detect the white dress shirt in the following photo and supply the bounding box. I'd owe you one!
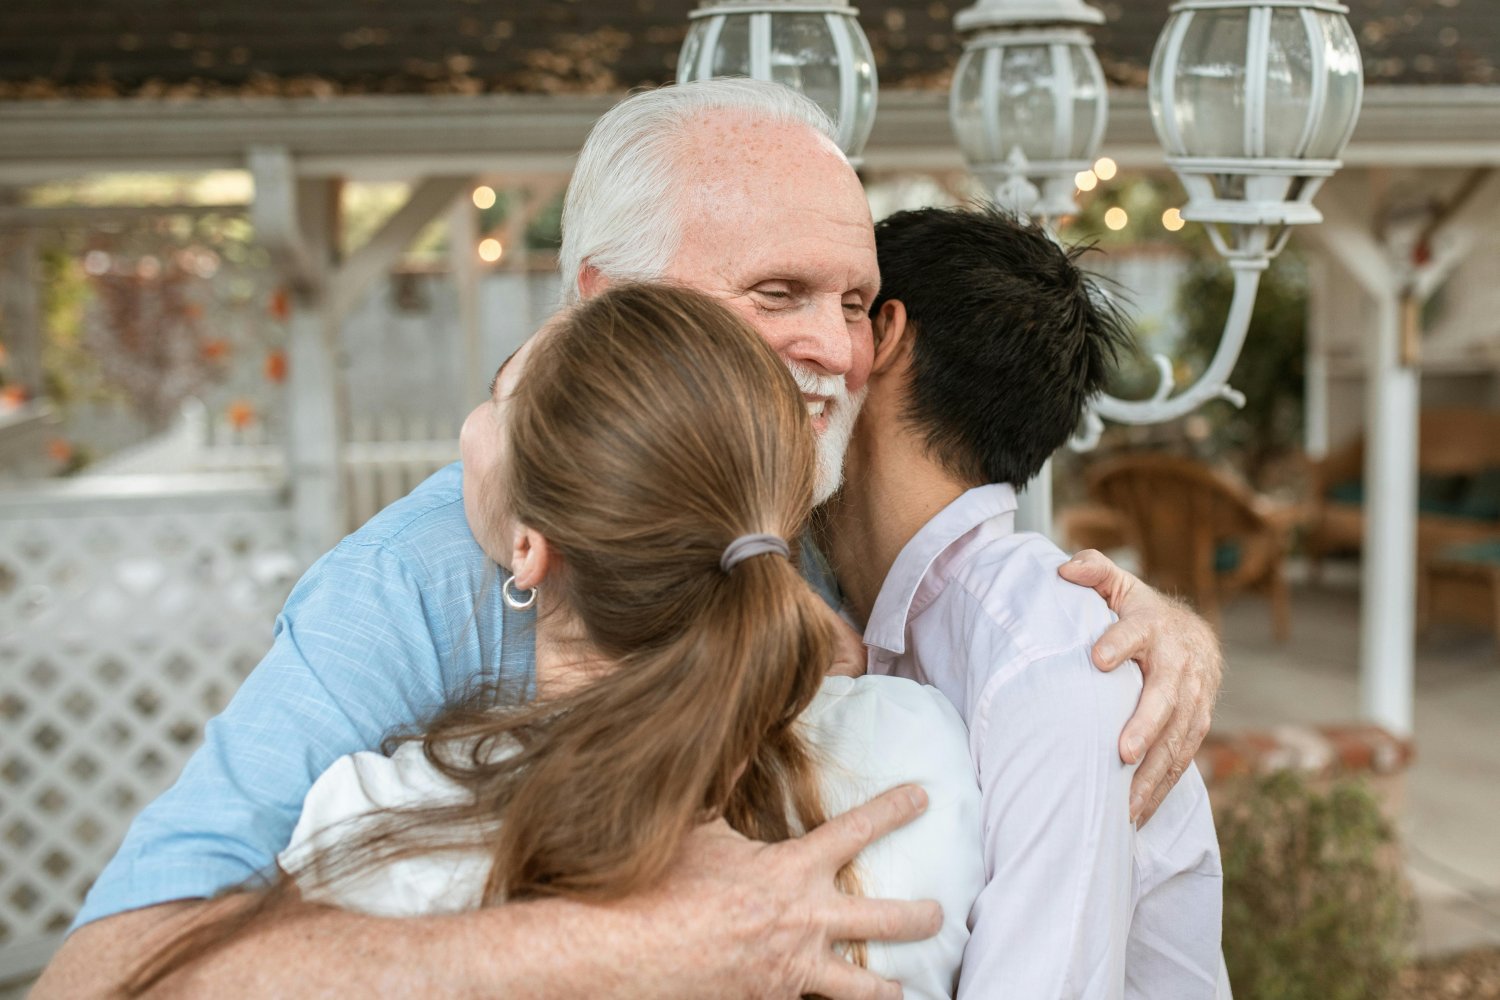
[280,675,986,999]
[864,484,1227,1000]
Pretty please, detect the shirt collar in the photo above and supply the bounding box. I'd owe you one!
[863,483,1018,655]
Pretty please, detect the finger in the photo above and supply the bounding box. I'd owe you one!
[1089,617,1151,672]
[800,785,928,868]
[826,895,943,944]
[1129,720,1187,824]
[807,953,904,1000]
[1119,673,1178,765]
[1055,549,1115,590]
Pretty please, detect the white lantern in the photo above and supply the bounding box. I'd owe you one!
[949,0,1110,218]
[1148,0,1364,260]
[677,1,880,162]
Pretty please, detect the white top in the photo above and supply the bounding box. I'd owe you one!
[281,674,985,1000]
[864,484,1229,1000]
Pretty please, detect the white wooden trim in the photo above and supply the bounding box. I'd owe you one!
[0,88,1497,182]
[328,176,473,325]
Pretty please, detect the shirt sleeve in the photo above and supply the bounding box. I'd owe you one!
[279,743,486,918]
[71,538,455,930]
[956,611,1142,1000]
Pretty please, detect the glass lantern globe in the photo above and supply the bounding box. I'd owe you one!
[949,0,1109,218]
[1149,0,1364,258]
[677,1,879,163]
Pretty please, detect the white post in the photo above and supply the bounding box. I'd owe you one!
[449,196,481,415]
[1015,457,1054,539]
[1360,288,1417,735]
[1304,255,1332,460]
[286,179,346,562]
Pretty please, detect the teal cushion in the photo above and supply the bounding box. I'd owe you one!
[1438,539,1500,565]
[1455,467,1500,521]
[1214,541,1242,574]
[1419,473,1471,516]
[1327,480,1364,505]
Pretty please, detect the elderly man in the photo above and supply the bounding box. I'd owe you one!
[36,80,1221,999]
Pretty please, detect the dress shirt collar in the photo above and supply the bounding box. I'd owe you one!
[863,483,1017,655]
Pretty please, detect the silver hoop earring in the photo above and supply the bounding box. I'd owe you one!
[502,574,537,611]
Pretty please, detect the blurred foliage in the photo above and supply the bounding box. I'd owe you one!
[1219,771,1412,1000]
[1179,252,1308,486]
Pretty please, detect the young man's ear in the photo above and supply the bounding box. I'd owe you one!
[508,525,554,592]
[871,299,912,376]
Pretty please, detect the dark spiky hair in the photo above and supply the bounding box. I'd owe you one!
[872,204,1131,488]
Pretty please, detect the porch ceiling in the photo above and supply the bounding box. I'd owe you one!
[1,86,1498,185]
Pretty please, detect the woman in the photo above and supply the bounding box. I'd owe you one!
[129,284,983,997]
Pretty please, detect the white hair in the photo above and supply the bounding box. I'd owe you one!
[558,79,842,304]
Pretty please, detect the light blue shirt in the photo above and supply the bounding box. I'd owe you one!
[74,462,840,929]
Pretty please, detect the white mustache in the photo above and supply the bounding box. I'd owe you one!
[785,360,845,400]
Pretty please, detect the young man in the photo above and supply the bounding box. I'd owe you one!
[827,205,1228,998]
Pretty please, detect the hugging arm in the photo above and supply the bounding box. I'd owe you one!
[1058,550,1223,824]
[34,787,937,1000]
[36,527,938,998]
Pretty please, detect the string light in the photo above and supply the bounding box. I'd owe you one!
[1075,170,1099,192]
[478,238,503,262]
[1162,207,1186,232]
[472,186,497,210]
[1104,207,1129,231]
[1093,156,1118,181]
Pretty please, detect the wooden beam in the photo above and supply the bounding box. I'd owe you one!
[328,175,471,325]
[0,204,248,229]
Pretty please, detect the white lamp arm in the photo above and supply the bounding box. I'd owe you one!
[1072,258,1265,451]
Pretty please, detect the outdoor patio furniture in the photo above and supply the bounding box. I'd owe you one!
[1419,539,1500,647]
[1306,407,1500,579]
[1087,452,1296,640]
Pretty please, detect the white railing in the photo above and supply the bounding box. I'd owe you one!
[0,474,298,982]
[89,403,459,534]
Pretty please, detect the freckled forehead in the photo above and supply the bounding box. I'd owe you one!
[672,114,878,288]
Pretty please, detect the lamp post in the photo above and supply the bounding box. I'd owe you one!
[677,0,880,162]
[948,0,1363,536]
[949,0,1110,219]
[1082,0,1365,443]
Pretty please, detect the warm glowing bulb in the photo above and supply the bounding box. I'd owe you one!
[1162,207,1185,232]
[1075,170,1098,192]
[1093,157,1118,181]
[472,186,497,210]
[478,238,503,262]
[1104,207,1129,231]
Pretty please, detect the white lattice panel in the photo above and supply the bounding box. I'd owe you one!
[0,474,298,981]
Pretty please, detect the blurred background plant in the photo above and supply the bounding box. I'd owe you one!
[1218,771,1414,1000]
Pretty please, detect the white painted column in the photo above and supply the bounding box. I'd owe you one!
[1015,457,1054,539]
[449,197,481,403]
[1360,288,1417,735]
[1304,255,1332,460]
[286,179,346,563]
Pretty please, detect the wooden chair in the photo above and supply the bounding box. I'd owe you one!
[1088,452,1295,641]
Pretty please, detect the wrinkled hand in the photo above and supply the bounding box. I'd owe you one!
[638,786,939,1000]
[1058,550,1223,826]
[822,604,869,678]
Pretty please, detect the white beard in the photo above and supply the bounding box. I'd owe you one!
[785,360,868,504]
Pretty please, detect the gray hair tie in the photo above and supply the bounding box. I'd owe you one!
[720,533,791,573]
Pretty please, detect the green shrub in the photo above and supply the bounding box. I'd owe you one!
[1219,770,1412,1000]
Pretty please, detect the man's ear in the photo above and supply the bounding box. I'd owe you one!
[509,525,554,592]
[577,263,610,300]
[871,299,912,376]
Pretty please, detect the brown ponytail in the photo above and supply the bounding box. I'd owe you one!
[128,283,862,991]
